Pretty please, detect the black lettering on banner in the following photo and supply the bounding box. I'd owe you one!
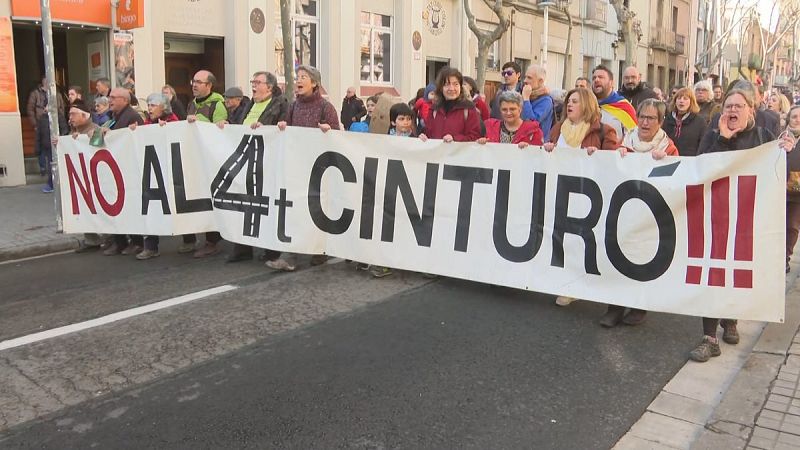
[172,142,213,214]
[210,135,271,238]
[442,165,493,252]
[359,157,379,240]
[141,145,171,215]
[605,180,676,281]
[274,188,293,243]
[381,160,439,247]
[493,171,546,262]
[308,151,356,235]
[551,175,602,275]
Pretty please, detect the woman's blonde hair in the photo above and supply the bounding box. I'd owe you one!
[564,87,601,124]
[771,93,791,115]
[670,87,700,114]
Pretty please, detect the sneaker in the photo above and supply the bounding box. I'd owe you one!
[136,249,160,260]
[599,306,625,328]
[102,243,122,256]
[41,185,54,193]
[310,254,329,266]
[266,258,296,272]
[356,262,370,271]
[720,319,740,345]
[193,242,220,258]
[622,309,647,326]
[689,336,721,362]
[177,242,196,254]
[555,296,576,306]
[121,244,143,256]
[370,266,393,278]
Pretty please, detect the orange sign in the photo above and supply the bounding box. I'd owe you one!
[117,0,144,30]
[11,0,112,26]
[0,17,19,113]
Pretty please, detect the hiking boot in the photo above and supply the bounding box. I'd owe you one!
[121,244,143,256]
[720,319,740,345]
[193,242,220,258]
[310,254,329,266]
[370,266,393,278]
[102,243,122,256]
[136,249,160,260]
[622,309,647,326]
[177,242,196,254]
[555,296,576,307]
[266,258,296,272]
[599,306,625,328]
[689,336,721,362]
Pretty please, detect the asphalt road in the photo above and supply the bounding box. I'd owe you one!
[0,238,700,449]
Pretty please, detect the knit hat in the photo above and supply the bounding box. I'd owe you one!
[224,87,244,98]
[70,101,91,115]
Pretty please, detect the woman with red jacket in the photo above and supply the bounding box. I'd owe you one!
[419,67,482,143]
[477,90,543,147]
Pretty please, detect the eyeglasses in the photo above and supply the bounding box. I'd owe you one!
[724,103,747,111]
[638,115,660,122]
[501,70,515,77]
[190,79,209,85]
[250,79,266,85]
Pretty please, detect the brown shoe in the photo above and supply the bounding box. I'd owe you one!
[622,309,647,326]
[720,319,739,345]
[102,243,122,256]
[600,306,625,328]
[310,254,329,266]
[193,242,220,258]
[121,244,143,256]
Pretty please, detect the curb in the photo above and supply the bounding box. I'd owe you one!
[613,266,800,450]
[0,238,78,263]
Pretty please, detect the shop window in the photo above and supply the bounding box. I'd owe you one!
[360,12,392,84]
[274,0,320,79]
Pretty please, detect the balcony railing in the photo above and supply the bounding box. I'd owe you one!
[649,26,686,55]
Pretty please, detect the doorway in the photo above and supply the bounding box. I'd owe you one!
[426,58,449,85]
[164,34,225,107]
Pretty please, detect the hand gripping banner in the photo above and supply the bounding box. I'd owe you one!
[57,122,787,322]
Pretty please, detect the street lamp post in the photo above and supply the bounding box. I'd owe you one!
[539,0,556,67]
[39,0,62,231]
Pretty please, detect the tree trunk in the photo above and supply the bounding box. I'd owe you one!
[475,45,489,90]
[561,6,573,89]
[611,1,637,67]
[280,0,294,101]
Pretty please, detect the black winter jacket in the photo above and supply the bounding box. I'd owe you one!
[239,90,289,126]
[662,112,707,156]
[697,125,775,155]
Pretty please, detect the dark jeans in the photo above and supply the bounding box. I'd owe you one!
[181,233,220,244]
[42,145,53,188]
[35,130,47,173]
[787,201,800,263]
[145,234,198,251]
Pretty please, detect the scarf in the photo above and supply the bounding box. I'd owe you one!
[560,120,591,148]
[623,127,671,154]
[672,111,688,138]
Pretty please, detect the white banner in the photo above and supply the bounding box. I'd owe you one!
[57,122,786,322]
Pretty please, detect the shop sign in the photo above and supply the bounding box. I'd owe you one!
[0,18,18,113]
[11,0,112,27]
[118,0,145,30]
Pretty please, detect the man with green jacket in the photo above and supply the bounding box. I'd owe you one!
[187,70,228,124]
[186,69,228,258]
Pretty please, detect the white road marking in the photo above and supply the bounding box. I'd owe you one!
[0,250,75,266]
[0,285,238,352]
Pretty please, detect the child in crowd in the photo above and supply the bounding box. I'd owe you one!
[350,94,381,132]
[368,103,419,278]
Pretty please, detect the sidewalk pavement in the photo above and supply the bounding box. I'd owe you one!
[615,260,800,450]
[0,178,78,262]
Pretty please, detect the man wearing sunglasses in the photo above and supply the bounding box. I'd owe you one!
[490,61,523,119]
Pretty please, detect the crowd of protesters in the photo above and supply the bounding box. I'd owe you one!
[30,60,800,364]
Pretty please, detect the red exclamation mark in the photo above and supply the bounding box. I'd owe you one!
[685,184,704,285]
[733,175,756,288]
[708,177,730,286]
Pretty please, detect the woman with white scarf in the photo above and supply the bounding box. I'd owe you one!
[594,98,679,328]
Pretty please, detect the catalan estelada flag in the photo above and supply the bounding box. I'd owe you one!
[598,92,637,132]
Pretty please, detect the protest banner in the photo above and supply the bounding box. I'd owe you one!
[57,122,786,321]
